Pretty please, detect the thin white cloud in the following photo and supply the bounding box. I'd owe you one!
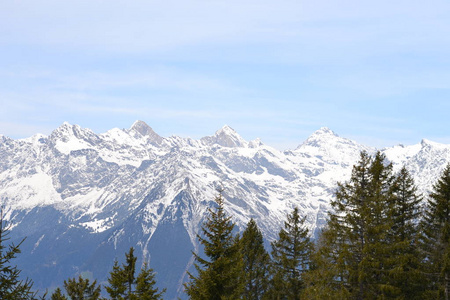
[2,0,447,56]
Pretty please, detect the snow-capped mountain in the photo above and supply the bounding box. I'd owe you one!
[1,121,449,299]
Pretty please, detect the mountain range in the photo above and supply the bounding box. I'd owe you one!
[1,121,450,299]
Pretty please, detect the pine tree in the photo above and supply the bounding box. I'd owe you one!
[63,276,101,300]
[322,151,397,299]
[421,164,450,299]
[51,288,67,300]
[268,207,312,300]
[123,247,137,299]
[385,166,424,298]
[301,226,349,300]
[332,151,373,298]
[134,262,165,300]
[0,208,37,299]
[362,151,397,297]
[105,247,164,300]
[184,190,243,299]
[240,218,270,300]
[105,259,127,300]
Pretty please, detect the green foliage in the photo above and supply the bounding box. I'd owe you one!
[63,276,101,300]
[301,226,350,300]
[309,152,428,299]
[268,207,312,300]
[184,190,243,299]
[384,166,424,299]
[105,260,127,300]
[134,262,165,300]
[421,163,450,299]
[240,218,270,300]
[124,247,137,298]
[105,247,164,300]
[50,288,67,300]
[317,152,397,298]
[0,208,37,300]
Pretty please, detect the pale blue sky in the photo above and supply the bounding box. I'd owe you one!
[1,0,450,150]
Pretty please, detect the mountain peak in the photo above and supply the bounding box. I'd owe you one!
[313,127,338,137]
[215,124,237,136]
[51,122,78,138]
[130,120,151,135]
[201,125,247,147]
[249,138,263,148]
[52,122,89,137]
[129,120,164,146]
[56,121,74,131]
[296,127,351,150]
[420,138,445,148]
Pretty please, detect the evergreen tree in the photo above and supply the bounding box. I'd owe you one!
[362,151,397,297]
[268,207,312,300]
[63,276,101,300]
[123,248,137,299]
[421,164,450,299]
[240,218,270,300]
[106,247,138,300]
[135,262,165,300]
[322,151,397,299]
[51,287,67,300]
[184,190,243,299]
[105,259,127,300]
[301,226,349,300]
[385,166,424,298]
[106,247,164,300]
[51,288,67,300]
[0,208,37,299]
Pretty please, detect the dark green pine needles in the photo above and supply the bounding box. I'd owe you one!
[185,190,244,300]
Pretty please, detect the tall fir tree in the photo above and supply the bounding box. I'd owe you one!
[268,207,312,300]
[63,276,101,300]
[324,151,373,299]
[301,225,350,300]
[0,208,37,300]
[362,151,397,297]
[322,151,398,299]
[421,164,450,299]
[385,166,424,298]
[184,190,243,299]
[240,218,270,300]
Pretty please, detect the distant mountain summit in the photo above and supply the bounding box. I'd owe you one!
[201,125,247,147]
[1,121,450,299]
[128,120,164,146]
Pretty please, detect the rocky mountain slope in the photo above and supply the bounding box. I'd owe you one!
[1,121,449,299]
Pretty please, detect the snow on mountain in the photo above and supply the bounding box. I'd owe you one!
[384,139,450,195]
[1,121,449,299]
[51,122,100,155]
[127,120,165,146]
[201,125,248,148]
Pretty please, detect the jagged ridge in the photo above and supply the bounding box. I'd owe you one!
[1,121,450,299]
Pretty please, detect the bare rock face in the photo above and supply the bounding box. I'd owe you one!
[128,120,165,146]
[1,122,449,299]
